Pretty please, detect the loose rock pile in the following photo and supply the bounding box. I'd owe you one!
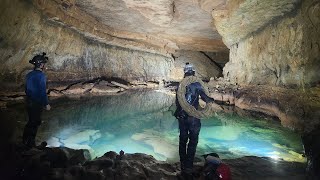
[11,144,180,180]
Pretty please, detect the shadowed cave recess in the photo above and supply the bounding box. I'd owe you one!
[0,0,319,179]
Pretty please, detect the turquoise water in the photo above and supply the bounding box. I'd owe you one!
[35,90,305,162]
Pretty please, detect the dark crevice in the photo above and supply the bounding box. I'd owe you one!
[199,51,223,71]
[47,76,131,95]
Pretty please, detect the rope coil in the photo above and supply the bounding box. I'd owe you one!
[177,76,214,119]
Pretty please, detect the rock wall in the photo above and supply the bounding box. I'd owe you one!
[0,0,227,90]
[170,50,223,81]
[220,0,320,87]
[213,0,301,47]
[0,0,174,88]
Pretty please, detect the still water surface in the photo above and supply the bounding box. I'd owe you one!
[34,90,305,162]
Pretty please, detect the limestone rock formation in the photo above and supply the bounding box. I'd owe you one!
[170,50,223,81]
[73,0,227,52]
[6,144,306,180]
[214,0,320,87]
[201,51,229,68]
[207,81,320,133]
[0,0,172,86]
[198,0,226,13]
[24,0,229,54]
[123,0,174,27]
[0,0,228,90]
[212,0,301,47]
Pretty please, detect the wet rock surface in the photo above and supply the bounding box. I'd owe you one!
[1,143,307,180]
[206,80,320,179]
[302,128,320,179]
[207,79,320,134]
[223,156,306,180]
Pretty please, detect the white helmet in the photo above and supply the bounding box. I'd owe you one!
[184,62,195,73]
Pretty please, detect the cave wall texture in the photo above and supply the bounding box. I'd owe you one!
[0,0,319,89]
[0,0,224,89]
[214,0,320,87]
[170,50,223,81]
[0,0,174,86]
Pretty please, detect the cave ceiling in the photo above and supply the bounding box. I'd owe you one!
[33,0,228,56]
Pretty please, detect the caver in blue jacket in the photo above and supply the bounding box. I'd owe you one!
[23,53,50,148]
[25,70,49,107]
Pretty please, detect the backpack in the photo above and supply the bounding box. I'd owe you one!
[216,163,231,180]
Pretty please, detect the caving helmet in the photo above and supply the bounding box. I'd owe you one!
[184,62,195,76]
[29,52,48,68]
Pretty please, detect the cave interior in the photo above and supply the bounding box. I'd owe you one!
[0,0,319,179]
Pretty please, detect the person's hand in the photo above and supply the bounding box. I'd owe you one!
[209,102,223,111]
[45,104,51,111]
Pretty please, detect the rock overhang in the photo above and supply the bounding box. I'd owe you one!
[32,0,229,56]
[212,0,302,47]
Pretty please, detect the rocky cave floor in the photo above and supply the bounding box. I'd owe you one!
[1,142,307,180]
[1,78,319,179]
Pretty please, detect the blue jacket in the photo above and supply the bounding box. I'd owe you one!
[175,81,214,119]
[25,70,48,106]
[185,82,213,109]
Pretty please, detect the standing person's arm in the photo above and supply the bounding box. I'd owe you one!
[25,74,28,95]
[174,85,187,119]
[199,87,214,103]
[174,92,183,118]
[39,73,50,110]
[199,86,224,107]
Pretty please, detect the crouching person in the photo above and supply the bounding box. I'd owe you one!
[202,153,231,180]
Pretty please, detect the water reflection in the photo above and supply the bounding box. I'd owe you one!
[37,90,305,162]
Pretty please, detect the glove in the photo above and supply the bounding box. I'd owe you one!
[45,104,51,111]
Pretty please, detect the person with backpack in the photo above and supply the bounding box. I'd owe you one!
[175,63,215,180]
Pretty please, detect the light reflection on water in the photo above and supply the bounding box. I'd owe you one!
[38,90,305,162]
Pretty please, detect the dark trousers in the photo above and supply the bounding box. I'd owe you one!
[23,100,42,147]
[179,116,201,172]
